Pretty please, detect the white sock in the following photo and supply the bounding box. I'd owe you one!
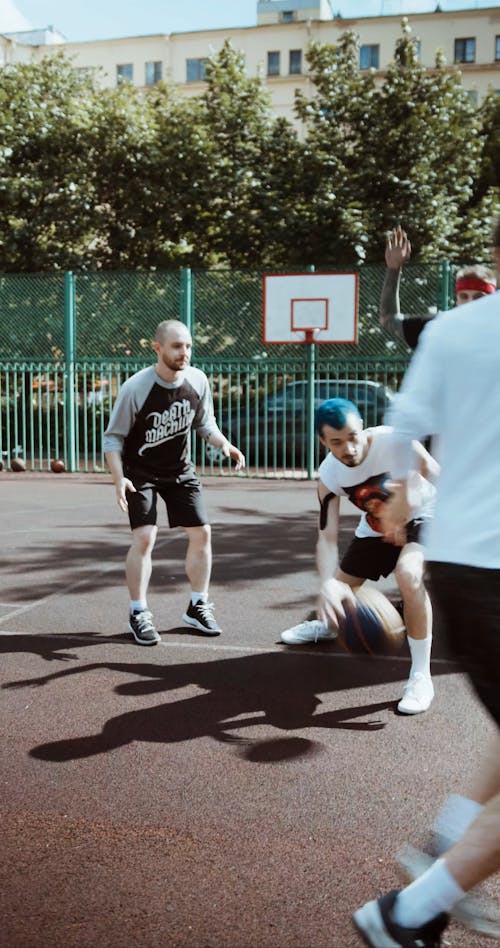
[407,635,432,677]
[433,793,484,852]
[130,599,147,614]
[393,857,465,928]
[191,592,207,605]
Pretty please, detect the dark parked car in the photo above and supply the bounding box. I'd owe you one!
[266,379,392,428]
[219,378,393,468]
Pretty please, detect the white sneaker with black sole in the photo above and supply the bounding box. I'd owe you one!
[128,609,161,645]
[353,890,448,947]
[182,600,222,635]
[396,844,500,938]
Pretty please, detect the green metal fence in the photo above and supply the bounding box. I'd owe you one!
[0,262,454,476]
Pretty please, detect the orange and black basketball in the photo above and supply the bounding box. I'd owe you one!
[10,457,26,472]
[328,584,405,656]
[50,458,66,473]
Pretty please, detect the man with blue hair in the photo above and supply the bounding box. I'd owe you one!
[280,396,438,715]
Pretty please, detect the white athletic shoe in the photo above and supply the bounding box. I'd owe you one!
[280,619,336,645]
[397,673,434,714]
[397,844,500,937]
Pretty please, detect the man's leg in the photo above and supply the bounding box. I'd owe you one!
[125,524,160,645]
[182,524,221,635]
[126,524,158,600]
[184,523,212,595]
[394,541,433,714]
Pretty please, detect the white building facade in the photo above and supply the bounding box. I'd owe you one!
[0,1,499,122]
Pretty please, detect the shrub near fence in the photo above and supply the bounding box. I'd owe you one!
[0,262,454,476]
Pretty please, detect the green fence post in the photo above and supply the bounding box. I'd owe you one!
[180,267,193,341]
[64,271,77,472]
[305,264,316,479]
[440,259,451,312]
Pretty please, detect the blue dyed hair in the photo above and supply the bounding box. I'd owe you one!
[315,397,361,435]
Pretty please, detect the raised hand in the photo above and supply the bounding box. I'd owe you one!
[385,225,412,270]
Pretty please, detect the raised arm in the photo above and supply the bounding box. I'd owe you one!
[380,225,413,340]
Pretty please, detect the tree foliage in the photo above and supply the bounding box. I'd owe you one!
[0,28,498,273]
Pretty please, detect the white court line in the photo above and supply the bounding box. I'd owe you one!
[0,534,176,623]
[0,628,460,666]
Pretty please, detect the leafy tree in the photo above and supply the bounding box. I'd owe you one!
[0,55,100,271]
[358,20,485,261]
[293,32,377,266]
[198,40,302,267]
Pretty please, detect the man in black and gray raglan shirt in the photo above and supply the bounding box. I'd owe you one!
[104,319,245,645]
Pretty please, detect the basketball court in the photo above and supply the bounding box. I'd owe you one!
[0,472,496,947]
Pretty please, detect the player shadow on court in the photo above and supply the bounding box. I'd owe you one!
[0,632,142,663]
[15,649,456,765]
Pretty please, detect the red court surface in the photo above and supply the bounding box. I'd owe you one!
[0,472,497,947]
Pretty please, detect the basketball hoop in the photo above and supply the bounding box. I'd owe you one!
[262,272,359,345]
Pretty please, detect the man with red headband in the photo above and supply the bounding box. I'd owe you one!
[380,225,497,349]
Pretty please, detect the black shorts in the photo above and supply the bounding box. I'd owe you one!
[125,470,209,531]
[340,519,424,581]
[427,562,500,724]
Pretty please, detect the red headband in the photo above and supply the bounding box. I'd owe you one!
[455,277,496,295]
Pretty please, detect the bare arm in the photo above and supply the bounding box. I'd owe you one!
[380,226,413,339]
[379,440,440,544]
[316,484,358,629]
[316,482,340,581]
[413,439,440,483]
[205,430,246,471]
[105,450,136,513]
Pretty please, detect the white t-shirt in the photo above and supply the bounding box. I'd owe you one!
[318,426,435,539]
[387,291,500,568]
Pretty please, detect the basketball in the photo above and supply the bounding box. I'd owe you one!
[325,583,405,655]
[50,458,66,473]
[0,459,3,471]
[10,457,26,472]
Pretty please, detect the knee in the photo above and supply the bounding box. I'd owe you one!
[131,526,157,555]
[187,524,211,551]
[395,564,424,599]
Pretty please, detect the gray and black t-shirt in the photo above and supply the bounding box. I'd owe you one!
[103,365,221,481]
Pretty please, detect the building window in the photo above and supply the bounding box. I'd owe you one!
[267,51,281,76]
[360,44,379,69]
[280,11,296,22]
[186,58,208,82]
[117,63,133,84]
[454,37,476,63]
[466,89,478,106]
[145,61,162,85]
[495,36,500,61]
[289,49,302,74]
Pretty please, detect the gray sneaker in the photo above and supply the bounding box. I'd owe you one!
[128,609,161,646]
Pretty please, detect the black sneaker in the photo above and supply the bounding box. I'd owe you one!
[128,609,161,646]
[182,600,222,636]
[353,890,448,947]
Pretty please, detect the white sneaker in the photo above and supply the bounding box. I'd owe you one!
[398,673,434,714]
[397,844,500,937]
[280,619,336,645]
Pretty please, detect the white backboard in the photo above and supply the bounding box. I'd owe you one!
[263,272,358,344]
